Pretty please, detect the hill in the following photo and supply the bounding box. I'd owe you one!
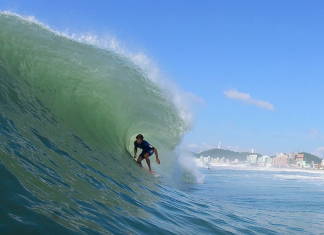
[194,148,262,162]
[193,149,323,164]
[300,152,323,164]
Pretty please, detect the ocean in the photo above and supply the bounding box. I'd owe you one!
[1,12,324,235]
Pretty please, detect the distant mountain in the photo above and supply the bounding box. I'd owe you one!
[300,152,323,164]
[194,148,262,162]
[193,148,323,164]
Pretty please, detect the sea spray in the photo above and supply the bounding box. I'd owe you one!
[177,149,205,184]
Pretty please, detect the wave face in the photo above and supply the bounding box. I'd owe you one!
[0,12,199,234]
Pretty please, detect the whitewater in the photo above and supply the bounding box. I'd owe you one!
[1,12,323,235]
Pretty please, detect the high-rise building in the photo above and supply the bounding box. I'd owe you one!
[247,154,258,165]
[272,153,288,167]
[289,152,305,166]
[218,142,221,149]
[258,155,271,166]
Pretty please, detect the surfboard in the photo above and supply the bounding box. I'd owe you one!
[150,171,163,178]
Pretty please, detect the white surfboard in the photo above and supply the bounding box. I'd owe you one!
[150,171,162,178]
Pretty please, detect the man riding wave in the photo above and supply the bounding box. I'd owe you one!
[134,134,160,173]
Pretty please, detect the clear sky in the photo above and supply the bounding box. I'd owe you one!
[1,1,324,157]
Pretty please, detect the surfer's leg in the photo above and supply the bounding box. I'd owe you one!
[137,156,143,167]
[143,152,152,172]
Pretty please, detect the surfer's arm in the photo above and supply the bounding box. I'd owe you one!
[134,141,138,158]
[134,148,137,158]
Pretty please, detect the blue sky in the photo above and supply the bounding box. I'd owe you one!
[1,1,324,157]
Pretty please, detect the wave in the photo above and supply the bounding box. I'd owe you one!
[0,11,197,234]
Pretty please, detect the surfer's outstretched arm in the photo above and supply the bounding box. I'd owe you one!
[134,148,137,158]
[154,148,160,164]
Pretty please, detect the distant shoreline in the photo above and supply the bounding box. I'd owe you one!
[197,163,324,174]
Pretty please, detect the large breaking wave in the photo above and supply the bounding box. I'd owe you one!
[0,12,196,234]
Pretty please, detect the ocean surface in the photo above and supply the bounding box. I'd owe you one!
[1,12,324,235]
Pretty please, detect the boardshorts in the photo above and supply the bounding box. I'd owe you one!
[139,149,154,158]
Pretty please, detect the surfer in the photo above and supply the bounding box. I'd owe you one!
[134,134,160,173]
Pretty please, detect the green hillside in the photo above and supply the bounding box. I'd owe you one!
[300,152,323,164]
[194,148,262,162]
[193,149,323,164]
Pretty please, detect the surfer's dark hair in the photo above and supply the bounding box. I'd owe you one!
[136,134,144,140]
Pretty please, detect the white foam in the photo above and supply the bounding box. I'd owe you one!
[275,174,324,181]
[178,150,205,184]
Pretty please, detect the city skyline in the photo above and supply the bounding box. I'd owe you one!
[197,151,324,169]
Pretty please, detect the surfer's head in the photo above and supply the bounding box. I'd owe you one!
[136,134,144,144]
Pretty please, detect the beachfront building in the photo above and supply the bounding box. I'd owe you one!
[296,153,304,163]
[202,156,211,163]
[212,157,220,164]
[288,153,296,165]
[247,154,258,165]
[200,156,207,163]
[258,155,271,166]
[288,153,305,167]
[272,153,288,167]
[295,153,305,167]
[320,159,324,169]
[199,155,212,164]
